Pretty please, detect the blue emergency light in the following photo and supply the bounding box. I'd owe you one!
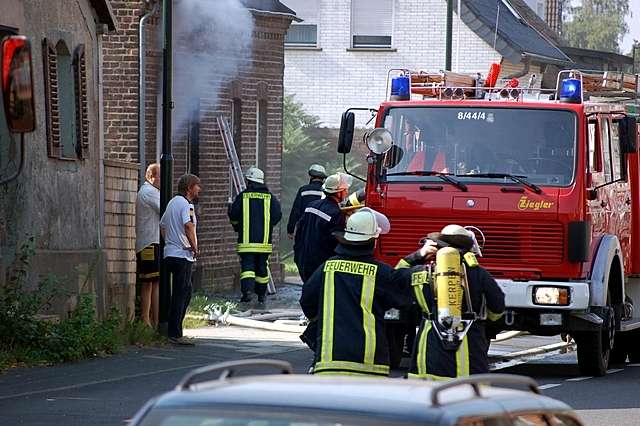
[390,75,410,101]
[559,78,582,103]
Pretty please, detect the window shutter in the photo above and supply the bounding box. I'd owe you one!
[42,38,60,158]
[352,0,393,46]
[73,44,89,159]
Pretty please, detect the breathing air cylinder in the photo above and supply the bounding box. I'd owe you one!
[435,247,463,331]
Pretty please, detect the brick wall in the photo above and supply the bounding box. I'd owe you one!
[103,160,139,317]
[103,2,292,293]
[103,0,147,162]
[283,0,502,128]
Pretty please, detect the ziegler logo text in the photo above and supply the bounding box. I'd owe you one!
[518,196,554,211]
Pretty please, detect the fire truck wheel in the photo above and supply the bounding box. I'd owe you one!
[574,304,615,377]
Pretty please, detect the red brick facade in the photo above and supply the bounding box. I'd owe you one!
[102,1,292,292]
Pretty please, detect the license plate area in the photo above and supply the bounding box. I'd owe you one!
[540,313,562,326]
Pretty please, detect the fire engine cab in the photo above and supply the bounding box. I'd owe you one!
[337,66,640,376]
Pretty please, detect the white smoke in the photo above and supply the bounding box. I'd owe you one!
[172,0,253,134]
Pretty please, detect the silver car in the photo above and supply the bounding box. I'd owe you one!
[131,359,583,426]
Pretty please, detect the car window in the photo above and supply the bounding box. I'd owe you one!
[138,408,422,426]
[547,414,583,426]
[457,415,511,426]
[511,413,550,426]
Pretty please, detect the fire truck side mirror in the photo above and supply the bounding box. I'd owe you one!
[619,116,637,154]
[1,36,36,133]
[338,111,355,154]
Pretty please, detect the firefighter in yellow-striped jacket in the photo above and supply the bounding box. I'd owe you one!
[228,167,282,305]
[396,225,505,380]
[300,208,412,376]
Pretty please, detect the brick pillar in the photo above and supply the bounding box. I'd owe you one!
[103,160,139,317]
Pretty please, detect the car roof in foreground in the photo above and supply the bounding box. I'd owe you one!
[151,374,573,422]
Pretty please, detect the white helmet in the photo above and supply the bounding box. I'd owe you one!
[245,166,264,184]
[342,207,390,243]
[441,224,482,256]
[441,224,468,237]
[322,172,351,194]
[308,164,327,179]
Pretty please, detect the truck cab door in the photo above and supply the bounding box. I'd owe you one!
[587,117,605,240]
[610,115,633,273]
[589,115,631,270]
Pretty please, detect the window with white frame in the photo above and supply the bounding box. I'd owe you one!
[351,0,393,48]
[283,0,318,46]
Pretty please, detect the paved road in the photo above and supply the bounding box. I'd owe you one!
[0,325,638,425]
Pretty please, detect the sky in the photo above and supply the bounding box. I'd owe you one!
[621,0,640,54]
[568,0,640,54]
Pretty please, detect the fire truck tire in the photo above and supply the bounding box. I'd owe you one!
[574,304,615,377]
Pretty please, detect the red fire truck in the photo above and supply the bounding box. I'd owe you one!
[337,67,640,376]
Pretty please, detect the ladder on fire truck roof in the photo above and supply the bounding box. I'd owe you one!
[387,67,640,103]
[217,115,276,295]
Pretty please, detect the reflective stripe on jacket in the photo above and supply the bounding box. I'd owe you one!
[228,183,282,253]
[287,180,324,234]
[293,197,345,275]
[396,250,505,379]
[300,244,412,376]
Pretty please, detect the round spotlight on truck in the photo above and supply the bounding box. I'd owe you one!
[366,128,393,155]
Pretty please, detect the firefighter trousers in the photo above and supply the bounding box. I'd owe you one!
[240,253,269,298]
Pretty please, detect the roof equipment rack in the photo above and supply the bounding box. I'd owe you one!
[430,374,540,406]
[555,69,640,103]
[386,67,640,104]
[175,359,293,391]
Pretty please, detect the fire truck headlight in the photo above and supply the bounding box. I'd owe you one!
[366,128,393,155]
[533,286,570,306]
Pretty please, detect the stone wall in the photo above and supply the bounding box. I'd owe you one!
[103,160,139,317]
[0,0,107,315]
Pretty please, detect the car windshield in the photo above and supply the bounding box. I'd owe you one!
[382,107,577,187]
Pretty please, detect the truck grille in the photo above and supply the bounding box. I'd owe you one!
[381,218,564,265]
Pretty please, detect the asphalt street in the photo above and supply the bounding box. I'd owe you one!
[0,325,638,425]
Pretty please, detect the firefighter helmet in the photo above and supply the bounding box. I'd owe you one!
[308,164,327,179]
[322,172,351,194]
[338,207,390,243]
[245,166,264,184]
[427,224,475,252]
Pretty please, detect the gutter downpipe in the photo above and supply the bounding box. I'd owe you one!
[139,2,159,184]
[97,27,107,318]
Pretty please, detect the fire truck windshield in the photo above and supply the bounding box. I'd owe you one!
[382,107,577,187]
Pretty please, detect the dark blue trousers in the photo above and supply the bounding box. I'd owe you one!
[166,257,193,339]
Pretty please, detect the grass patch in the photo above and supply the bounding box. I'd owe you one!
[0,237,164,373]
[283,259,298,275]
[183,294,237,329]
